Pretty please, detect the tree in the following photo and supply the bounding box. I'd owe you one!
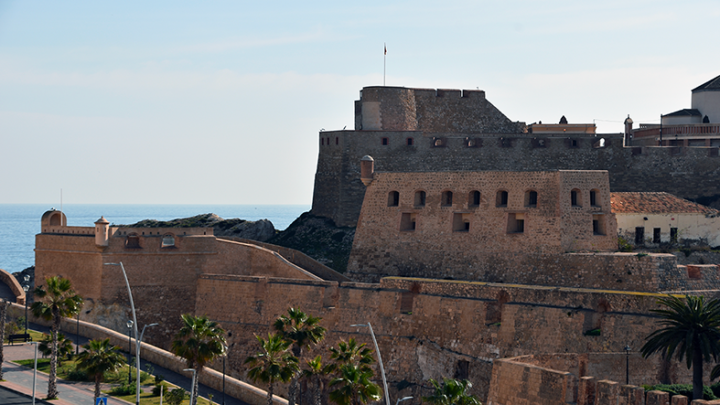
[245,333,299,405]
[170,314,227,405]
[641,295,720,400]
[30,275,83,399]
[422,378,481,405]
[0,299,8,380]
[328,363,381,405]
[76,338,126,404]
[301,355,332,405]
[166,388,189,405]
[274,308,326,405]
[39,332,74,365]
[328,338,375,374]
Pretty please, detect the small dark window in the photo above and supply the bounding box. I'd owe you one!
[442,191,453,206]
[400,213,416,231]
[653,228,661,244]
[454,360,470,380]
[635,227,645,245]
[335,137,339,145]
[162,234,175,248]
[568,139,579,148]
[507,213,524,233]
[571,189,582,207]
[671,228,678,243]
[321,138,324,145]
[414,191,426,207]
[382,137,389,145]
[388,191,399,207]
[126,234,141,249]
[469,191,481,207]
[496,191,508,207]
[406,137,414,146]
[400,292,414,314]
[453,213,470,232]
[327,137,330,145]
[593,215,605,235]
[590,190,599,207]
[525,191,538,208]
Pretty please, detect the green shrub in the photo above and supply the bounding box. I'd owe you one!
[152,383,170,396]
[645,383,717,400]
[109,382,137,396]
[66,368,89,381]
[618,237,633,252]
[166,388,188,405]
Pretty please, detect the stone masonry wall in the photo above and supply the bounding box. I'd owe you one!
[312,128,720,227]
[193,275,710,403]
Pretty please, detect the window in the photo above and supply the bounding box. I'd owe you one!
[49,213,61,226]
[335,137,339,145]
[671,228,678,243]
[590,190,599,207]
[382,137,389,145]
[454,360,470,380]
[388,191,399,207]
[400,292,414,314]
[162,234,176,248]
[525,190,538,208]
[507,213,524,233]
[125,233,141,249]
[653,228,661,244]
[635,227,645,245]
[433,137,446,147]
[496,190,508,207]
[414,191,426,207]
[442,191,453,206]
[571,189,582,207]
[321,138,324,146]
[406,137,414,146]
[400,213,417,231]
[453,213,471,232]
[592,215,605,235]
[469,191,481,207]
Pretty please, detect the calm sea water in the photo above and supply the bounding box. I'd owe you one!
[0,204,310,274]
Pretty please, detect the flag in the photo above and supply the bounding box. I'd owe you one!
[384,44,386,55]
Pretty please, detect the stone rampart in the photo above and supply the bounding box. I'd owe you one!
[312,128,720,227]
[0,267,25,303]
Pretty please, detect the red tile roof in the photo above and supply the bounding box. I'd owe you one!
[611,192,719,215]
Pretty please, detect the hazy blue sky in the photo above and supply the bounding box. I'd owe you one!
[1,1,718,205]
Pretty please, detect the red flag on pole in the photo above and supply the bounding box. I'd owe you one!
[384,44,387,55]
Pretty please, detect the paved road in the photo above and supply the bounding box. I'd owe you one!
[1,322,251,405]
[0,384,53,405]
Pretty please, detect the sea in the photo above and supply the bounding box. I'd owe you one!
[0,204,310,274]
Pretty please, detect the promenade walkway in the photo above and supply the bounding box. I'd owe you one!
[1,323,250,405]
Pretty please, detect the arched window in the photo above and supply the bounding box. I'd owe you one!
[496,190,508,207]
[414,191,426,207]
[441,191,453,206]
[406,137,414,146]
[49,213,61,226]
[571,189,582,207]
[388,191,400,207]
[469,191,481,207]
[525,190,538,208]
[162,234,176,248]
[125,233,141,249]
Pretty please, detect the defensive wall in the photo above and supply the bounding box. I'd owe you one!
[193,274,718,402]
[312,86,720,227]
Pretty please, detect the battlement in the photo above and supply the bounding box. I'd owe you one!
[354,86,525,133]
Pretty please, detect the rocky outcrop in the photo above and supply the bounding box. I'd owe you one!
[123,214,276,242]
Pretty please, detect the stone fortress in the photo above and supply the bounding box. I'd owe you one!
[27,75,720,405]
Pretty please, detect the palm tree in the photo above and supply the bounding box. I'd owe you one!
[39,332,74,365]
[245,333,300,405]
[301,355,332,405]
[274,308,327,405]
[328,338,375,374]
[170,314,227,405]
[30,275,83,399]
[641,295,720,400]
[422,378,481,405]
[76,338,126,404]
[328,363,381,405]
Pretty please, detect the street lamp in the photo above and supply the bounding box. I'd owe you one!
[138,322,159,402]
[30,341,38,405]
[127,320,134,385]
[396,396,413,405]
[351,323,390,405]
[22,284,29,335]
[222,343,228,405]
[105,262,141,405]
[624,345,632,385]
[184,368,197,405]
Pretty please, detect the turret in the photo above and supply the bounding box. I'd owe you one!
[360,155,374,186]
[624,115,634,146]
[94,216,110,246]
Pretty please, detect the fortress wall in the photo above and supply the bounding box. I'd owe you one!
[194,275,702,402]
[486,357,575,405]
[204,239,320,280]
[35,233,104,300]
[312,131,720,227]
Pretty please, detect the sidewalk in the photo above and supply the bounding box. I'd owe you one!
[1,323,250,405]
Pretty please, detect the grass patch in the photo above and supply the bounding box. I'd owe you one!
[15,359,152,385]
[3,329,45,344]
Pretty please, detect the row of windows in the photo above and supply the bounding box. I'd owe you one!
[399,212,607,235]
[124,233,176,249]
[632,227,679,245]
[388,189,602,209]
[320,136,610,149]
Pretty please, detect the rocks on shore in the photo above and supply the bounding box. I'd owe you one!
[123,213,276,242]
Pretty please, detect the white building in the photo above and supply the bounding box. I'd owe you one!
[611,192,720,247]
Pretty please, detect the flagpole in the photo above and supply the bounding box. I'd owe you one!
[383,43,386,86]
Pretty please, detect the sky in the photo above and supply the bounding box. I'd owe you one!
[1,1,719,205]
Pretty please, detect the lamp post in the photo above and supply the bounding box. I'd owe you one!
[396,396,413,405]
[127,320,134,384]
[138,322,159,403]
[624,345,631,385]
[184,368,197,405]
[22,284,29,335]
[30,341,38,405]
[351,323,390,405]
[222,343,228,405]
[105,262,140,405]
